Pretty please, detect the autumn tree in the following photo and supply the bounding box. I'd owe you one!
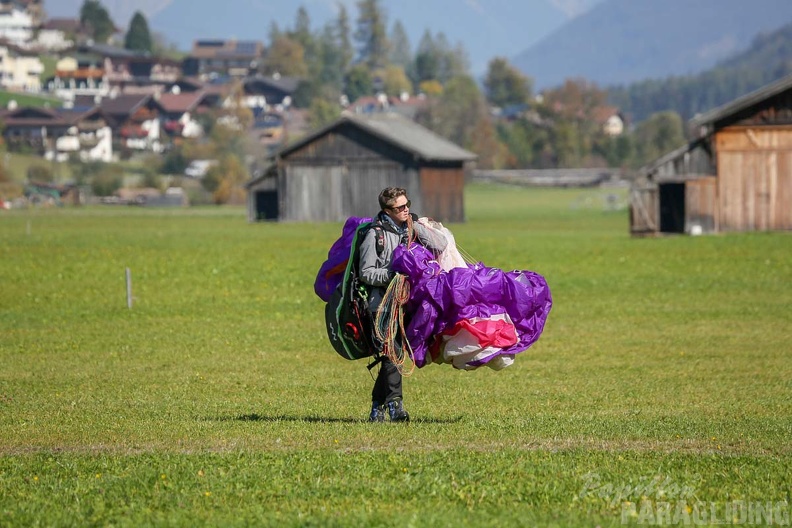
[382,65,411,96]
[263,35,308,77]
[416,74,502,167]
[124,11,152,53]
[80,0,115,43]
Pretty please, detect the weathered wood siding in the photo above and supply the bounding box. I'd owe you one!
[274,123,464,222]
[629,186,658,234]
[716,126,792,231]
[420,166,465,222]
[686,177,718,233]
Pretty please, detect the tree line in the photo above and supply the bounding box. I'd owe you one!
[76,0,697,175]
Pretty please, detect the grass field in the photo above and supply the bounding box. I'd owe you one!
[1,184,790,527]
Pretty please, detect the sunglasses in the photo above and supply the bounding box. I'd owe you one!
[389,200,411,213]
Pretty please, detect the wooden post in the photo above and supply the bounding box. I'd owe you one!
[126,268,133,309]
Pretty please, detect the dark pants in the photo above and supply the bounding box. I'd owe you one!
[372,357,402,404]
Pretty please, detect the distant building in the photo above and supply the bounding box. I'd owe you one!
[0,2,34,45]
[0,40,43,90]
[35,17,80,51]
[245,113,477,222]
[631,73,792,235]
[182,39,264,78]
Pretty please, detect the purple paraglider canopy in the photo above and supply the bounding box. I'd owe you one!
[315,217,552,370]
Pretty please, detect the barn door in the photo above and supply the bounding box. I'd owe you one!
[629,186,658,235]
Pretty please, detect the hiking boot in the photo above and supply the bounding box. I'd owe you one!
[369,401,385,423]
[387,398,410,422]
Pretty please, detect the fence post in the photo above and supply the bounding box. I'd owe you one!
[126,268,133,309]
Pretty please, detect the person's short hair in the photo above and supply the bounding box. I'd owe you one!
[378,187,407,210]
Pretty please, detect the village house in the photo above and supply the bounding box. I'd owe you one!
[0,39,42,91]
[182,39,264,79]
[631,73,792,235]
[34,17,81,51]
[346,92,429,120]
[158,89,215,139]
[240,74,299,110]
[0,1,34,45]
[98,93,165,154]
[46,51,108,102]
[1,105,112,162]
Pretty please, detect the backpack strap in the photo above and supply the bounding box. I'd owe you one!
[372,225,385,256]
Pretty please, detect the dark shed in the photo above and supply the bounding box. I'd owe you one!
[245,113,477,222]
[631,74,792,235]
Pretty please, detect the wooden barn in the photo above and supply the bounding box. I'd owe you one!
[245,113,477,222]
[630,74,792,235]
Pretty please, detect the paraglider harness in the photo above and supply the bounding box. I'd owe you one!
[324,218,395,365]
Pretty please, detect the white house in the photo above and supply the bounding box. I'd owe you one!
[36,18,78,52]
[0,42,43,91]
[0,6,34,45]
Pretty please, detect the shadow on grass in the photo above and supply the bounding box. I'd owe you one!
[206,414,463,425]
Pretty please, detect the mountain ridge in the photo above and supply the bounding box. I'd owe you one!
[513,0,792,89]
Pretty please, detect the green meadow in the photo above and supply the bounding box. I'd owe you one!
[0,184,790,527]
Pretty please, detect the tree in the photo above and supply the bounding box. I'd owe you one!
[80,0,115,43]
[631,111,685,167]
[484,57,532,108]
[317,24,346,92]
[308,97,341,129]
[413,31,439,84]
[336,4,354,74]
[263,35,307,77]
[345,64,373,103]
[388,20,411,68]
[382,65,411,97]
[205,154,248,205]
[416,75,504,169]
[124,11,152,53]
[354,0,389,70]
[412,31,469,87]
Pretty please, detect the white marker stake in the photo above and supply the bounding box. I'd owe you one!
[126,268,133,308]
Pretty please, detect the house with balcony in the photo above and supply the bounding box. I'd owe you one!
[1,105,111,162]
[98,93,165,154]
[182,39,264,78]
[46,52,109,101]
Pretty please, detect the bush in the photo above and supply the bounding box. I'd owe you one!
[27,164,54,183]
[91,165,124,196]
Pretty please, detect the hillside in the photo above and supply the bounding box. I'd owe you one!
[513,0,792,90]
[607,22,792,124]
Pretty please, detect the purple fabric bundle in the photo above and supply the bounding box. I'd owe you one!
[315,216,371,302]
[315,217,552,369]
[391,244,552,369]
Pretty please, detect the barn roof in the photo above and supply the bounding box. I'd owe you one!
[690,72,792,134]
[277,112,478,162]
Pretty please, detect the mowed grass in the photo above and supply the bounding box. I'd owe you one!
[0,184,790,527]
